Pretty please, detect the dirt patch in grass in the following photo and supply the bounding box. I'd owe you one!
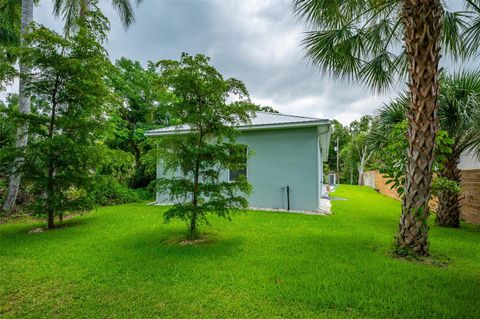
[180,237,209,245]
[28,224,70,233]
[162,234,216,246]
[391,251,451,267]
[27,214,89,234]
[28,227,45,234]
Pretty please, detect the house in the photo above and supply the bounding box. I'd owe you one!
[145,112,331,213]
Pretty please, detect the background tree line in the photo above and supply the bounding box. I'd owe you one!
[325,115,373,185]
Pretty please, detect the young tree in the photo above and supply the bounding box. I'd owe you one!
[293,0,480,256]
[153,53,256,239]
[19,11,111,229]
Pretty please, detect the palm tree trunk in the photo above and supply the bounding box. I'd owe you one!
[2,0,33,213]
[357,166,364,186]
[396,0,443,256]
[436,155,461,227]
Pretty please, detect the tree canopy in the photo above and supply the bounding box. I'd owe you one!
[16,11,112,228]
[152,53,256,239]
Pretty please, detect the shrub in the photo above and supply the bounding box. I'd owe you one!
[133,188,154,201]
[87,175,141,206]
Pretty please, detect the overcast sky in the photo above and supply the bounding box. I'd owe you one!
[7,0,475,125]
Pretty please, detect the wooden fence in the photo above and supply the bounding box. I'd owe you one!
[363,169,480,225]
[460,169,480,224]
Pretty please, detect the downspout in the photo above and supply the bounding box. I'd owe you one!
[286,185,290,211]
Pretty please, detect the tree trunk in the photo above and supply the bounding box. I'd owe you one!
[189,157,200,239]
[2,0,33,213]
[188,214,197,240]
[358,166,364,186]
[47,208,55,229]
[45,76,58,230]
[436,156,461,228]
[396,0,442,256]
[46,161,55,229]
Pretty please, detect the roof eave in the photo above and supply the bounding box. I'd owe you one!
[237,120,329,132]
[145,120,330,137]
[145,129,190,137]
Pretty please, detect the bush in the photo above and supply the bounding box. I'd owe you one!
[133,188,154,201]
[87,175,141,206]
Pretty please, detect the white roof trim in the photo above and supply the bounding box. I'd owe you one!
[145,111,330,137]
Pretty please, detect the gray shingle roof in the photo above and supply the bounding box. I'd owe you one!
[145,111,329,136]
[250,111,320,125]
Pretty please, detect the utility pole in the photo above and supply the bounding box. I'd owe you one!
[336,136,339,173]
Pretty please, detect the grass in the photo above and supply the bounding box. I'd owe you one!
[1,185,479,318]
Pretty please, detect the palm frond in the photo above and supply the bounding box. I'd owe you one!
[293,0,358,29]
[376,95,408,128]
[359,52,396,92]
[53,0,83,34]
[294,0,480,91]
[53,0,142,34]
[438,70,480,155]
[111,0,134,29]
[464,0,480,53]
[442,10,470,59]
[302,28,362,81]
[295,0,404,91]
[0,0,21,45]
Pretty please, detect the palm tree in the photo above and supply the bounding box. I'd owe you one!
[1,0,142,213]
[2,0,33,213]
[370,71,480,228]
[293,0,480,256]
[53,0,143,34]
[436,71,480,227]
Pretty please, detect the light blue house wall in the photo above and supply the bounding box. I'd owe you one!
[236,127,320,211]
[154,124,330,212]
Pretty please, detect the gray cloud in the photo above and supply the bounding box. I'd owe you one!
[9,0,473,125]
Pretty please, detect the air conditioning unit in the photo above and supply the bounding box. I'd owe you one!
[328,173,336,186]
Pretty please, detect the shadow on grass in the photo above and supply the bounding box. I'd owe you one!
[115,226,245,260]
[0,213,100,248]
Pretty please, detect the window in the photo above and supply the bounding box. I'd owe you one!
[229,145,247,181]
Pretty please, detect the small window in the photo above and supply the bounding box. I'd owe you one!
[229,146,247,181]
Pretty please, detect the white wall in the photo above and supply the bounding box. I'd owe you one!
[458,151,480,170]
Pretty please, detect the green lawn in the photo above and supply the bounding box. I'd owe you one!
[1,185,479,318]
